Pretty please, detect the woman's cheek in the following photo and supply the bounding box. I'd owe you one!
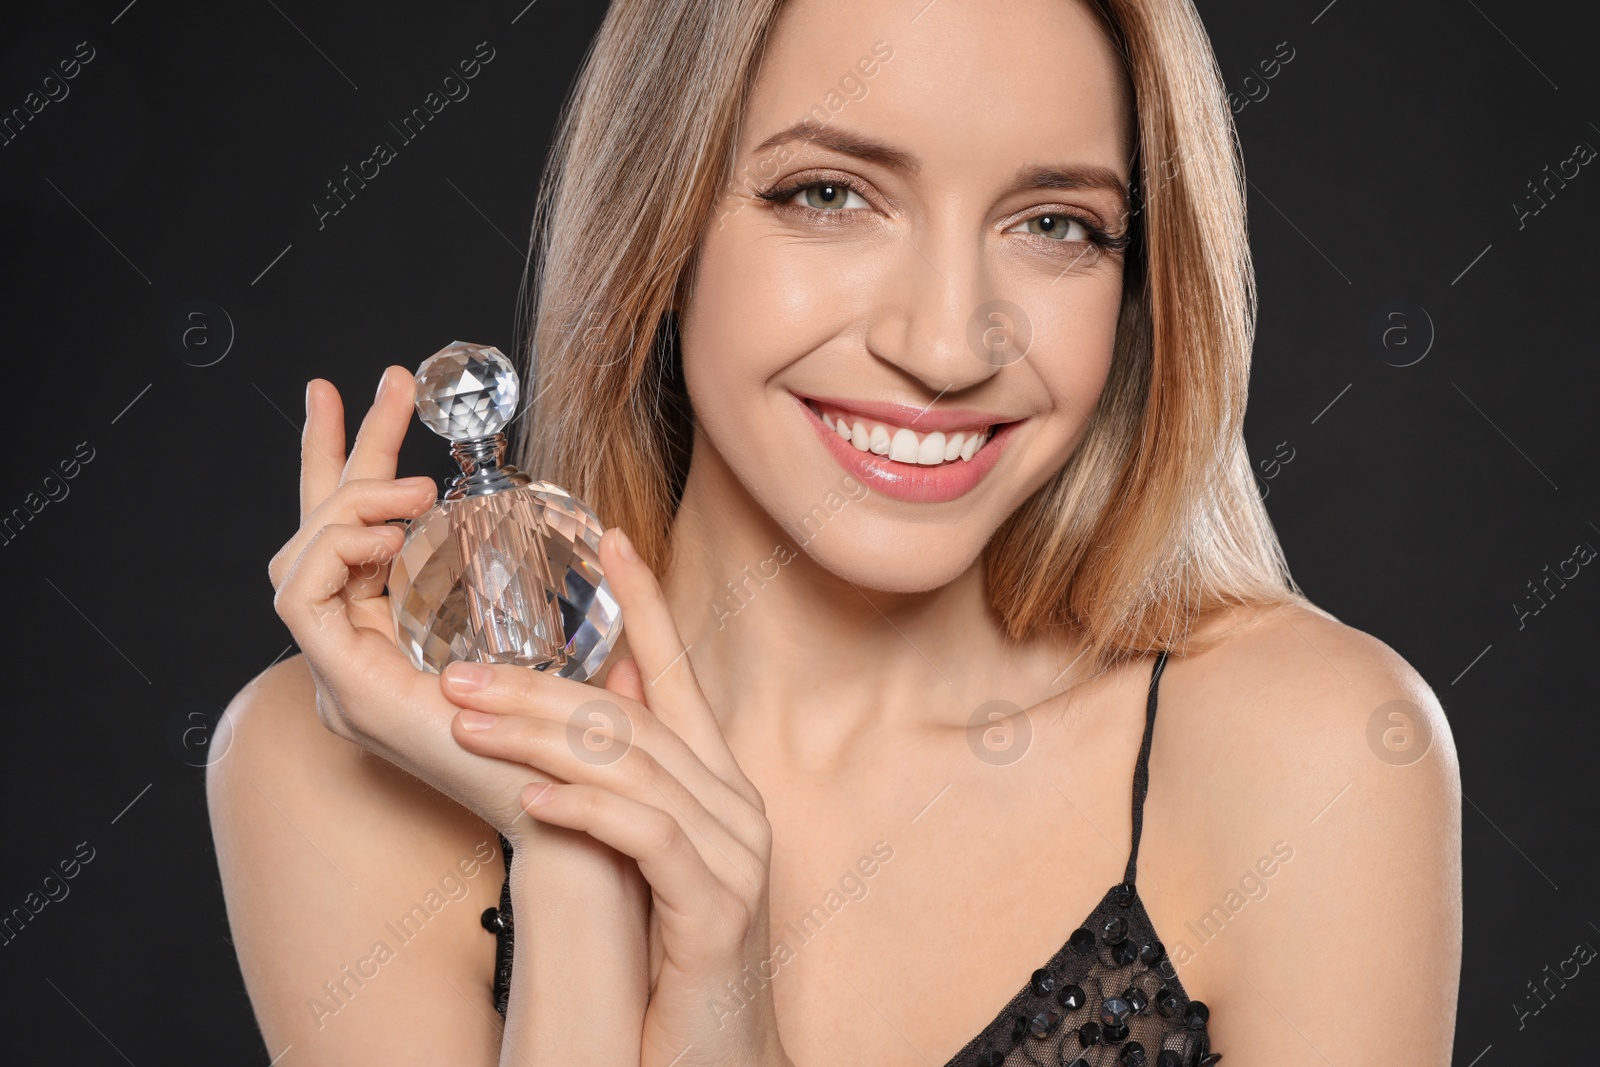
[681,216,884,424]
[1028,274,1123,405]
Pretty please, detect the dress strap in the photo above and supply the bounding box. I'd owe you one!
[1123,649,1170,886]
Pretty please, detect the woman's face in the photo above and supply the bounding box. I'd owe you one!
[677,0,1133,594]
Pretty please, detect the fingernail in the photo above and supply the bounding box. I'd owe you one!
[614,528,638,562]
[522,782,557,807]
[458,708,498,731]
[375,368,391,402]
[304,381,313,419]
[397,475,434,490]
[444,660,494,690]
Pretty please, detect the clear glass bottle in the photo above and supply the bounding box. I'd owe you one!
[386,341,622,681]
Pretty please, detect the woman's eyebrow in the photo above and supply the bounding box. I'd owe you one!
[753,118,921,173]
[750,119,1130,212]
[1015,164,1131,215]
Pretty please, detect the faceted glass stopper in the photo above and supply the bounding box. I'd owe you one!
[415,341,519,441]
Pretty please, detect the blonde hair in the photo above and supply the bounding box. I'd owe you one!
[512,0,1312,677]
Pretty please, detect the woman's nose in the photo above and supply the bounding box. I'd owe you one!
[862,223,1013,396]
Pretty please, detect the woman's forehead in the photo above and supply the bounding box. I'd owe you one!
[742,0,1133,175]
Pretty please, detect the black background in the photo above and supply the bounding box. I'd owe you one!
[1,0,1594,1062]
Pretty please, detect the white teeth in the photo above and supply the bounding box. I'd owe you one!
[810,400,994,465]
[889,427,920,463]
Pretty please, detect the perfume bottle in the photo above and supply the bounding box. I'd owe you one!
[386,341,622,681]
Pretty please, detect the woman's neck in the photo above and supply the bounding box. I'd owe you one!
[657,444,1083,775]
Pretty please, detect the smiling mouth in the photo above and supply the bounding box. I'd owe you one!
[801,398,1011,466]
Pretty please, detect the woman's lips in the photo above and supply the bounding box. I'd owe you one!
[792,392,1020,504]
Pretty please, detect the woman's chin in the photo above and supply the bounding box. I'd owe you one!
[784,529,989,599]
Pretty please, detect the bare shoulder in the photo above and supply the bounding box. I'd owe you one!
[1158,601,1459,825]
[1159,600,1460,804]
[206,653,506,1065]
[1141,601,1462,1060]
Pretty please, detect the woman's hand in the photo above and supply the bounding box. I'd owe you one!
[266,366,652,1061]
[267,366,593,841]
[440,527,795,1067]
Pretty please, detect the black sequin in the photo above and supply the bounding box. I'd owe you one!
[1100,996,1132,1027]
[486,832,515,1018]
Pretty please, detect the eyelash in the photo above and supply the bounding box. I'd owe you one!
[755,176,1131,254]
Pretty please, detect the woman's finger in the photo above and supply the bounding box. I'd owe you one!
[452,706,756,879]
[274,522,404,648]
[439,661,755,838]
[599,528,756,798]
[342,365,415,484]
[301,475,433,600]
[269,477,435,590]
[301,379,347,524]
[516,780,747,946]
[602,654,647,705]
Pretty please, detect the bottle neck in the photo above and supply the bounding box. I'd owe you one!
[443,432,531,499]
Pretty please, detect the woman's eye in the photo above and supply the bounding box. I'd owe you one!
[793,182,870,211]
[1017,214,1090,242]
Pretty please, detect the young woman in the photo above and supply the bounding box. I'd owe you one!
[211,0,1463,1063]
